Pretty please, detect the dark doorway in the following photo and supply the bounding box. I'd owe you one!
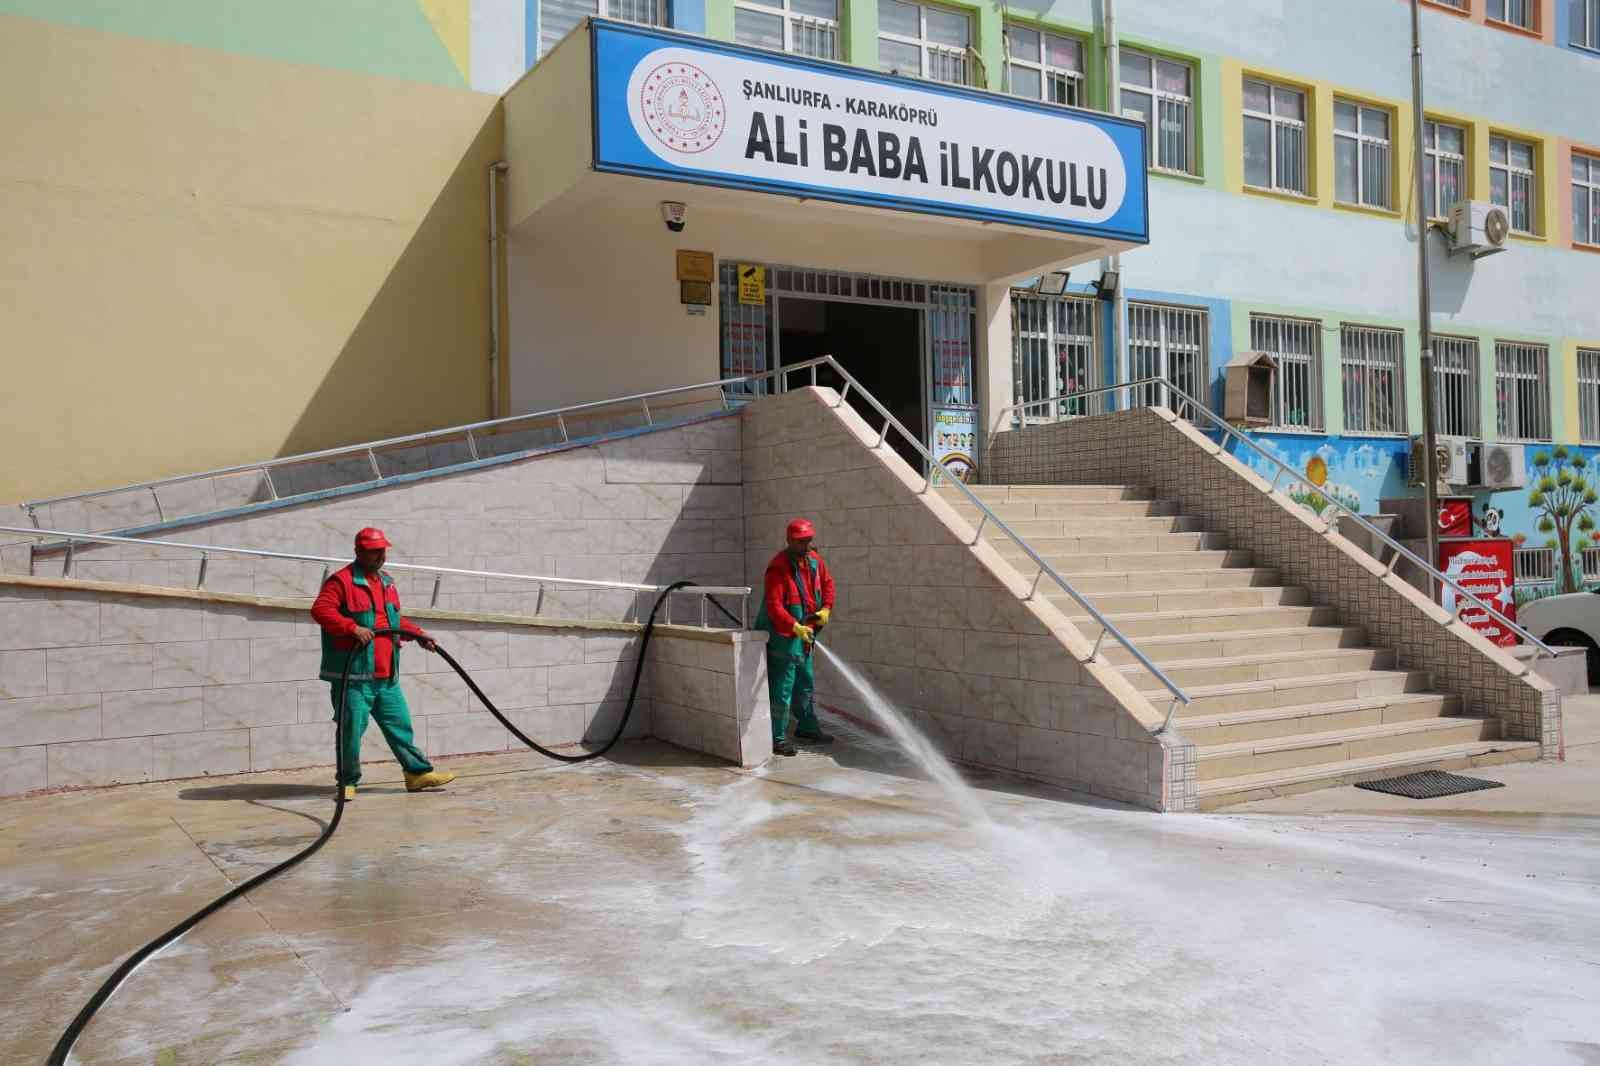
[778,297,924,469]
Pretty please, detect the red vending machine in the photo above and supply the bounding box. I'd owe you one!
[1437,536,1518,647]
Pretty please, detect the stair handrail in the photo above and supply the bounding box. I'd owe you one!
[989,380,1557,666]
[0,525,750,629]
[750,357,1193,731]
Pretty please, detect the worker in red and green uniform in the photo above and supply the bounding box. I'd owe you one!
[755,517,836,757]
[311,527,455,800]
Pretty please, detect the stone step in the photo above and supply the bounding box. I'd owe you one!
[1119,646,1393,690]
[940,484,1151,503]
[1196,739,1540,811]
[1100,625,1369,666]
[1194,716,1505,783]
[1177,691,1463,746]
[947,499,1181,521]
[994,548,1257,574]
[986,515,1208,539]
[1097,604,1340,637]
[1056,585,1311,616]
[1145,669,1433,716]
[988,531,1228,556]
[1059,567,1282,595]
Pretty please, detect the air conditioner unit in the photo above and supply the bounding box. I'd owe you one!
[1477,442,1526,489]
[1409,435,1468,487]
[1447,200,1510,259]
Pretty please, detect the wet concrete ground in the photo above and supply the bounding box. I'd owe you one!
[4,716,1599,1065]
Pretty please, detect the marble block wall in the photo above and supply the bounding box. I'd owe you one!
[0,576,770,797]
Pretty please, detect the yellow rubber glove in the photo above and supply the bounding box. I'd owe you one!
[813,607,831,628]
[791,623,815,645]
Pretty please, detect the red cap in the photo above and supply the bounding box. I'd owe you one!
[354,527,392,551]
[785,518,816,541]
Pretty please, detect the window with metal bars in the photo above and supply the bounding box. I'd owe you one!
[1580,349,1600,442]
[1423,120,1467,221]
[1575,153,1600,247]
[878,0,970,85]
[1004,25,1085,107]
[1011,293,1099,420]
[1487,0,1534,29]
[1334,100,1392,210]
[1251,314,1323,429]
[1584,547,1600,580]
[1128,303,1209,418]
[1431,335,1480,439]
[1580,0,1600,49]
[1494,341,1551,441]
[539,0,662,57]
[735,0,840,59]
[1490,134,1537,235]
[719,263,771,396]
[1515,547,1556,584]
[1120,50,1195,175]
[1243,78,1308,195]
[1339,325,1405,434]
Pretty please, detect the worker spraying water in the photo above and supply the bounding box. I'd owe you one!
[755,517,836,757]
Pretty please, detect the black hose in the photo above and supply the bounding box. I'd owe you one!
[45,580,693,1064]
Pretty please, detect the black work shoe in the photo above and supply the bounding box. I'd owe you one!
[773,740,798,757]
[795,729,834,745]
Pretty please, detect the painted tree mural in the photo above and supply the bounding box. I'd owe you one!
[1528,446,1598,593]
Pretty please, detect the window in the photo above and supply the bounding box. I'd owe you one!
[1340,325,1405,434]
[1494,341,1551,441]
[1515,547,1556,584]
[1423,120,1467,220]
[1243,78,1308,194]
[1580,348,1600,442]
[1432,335,1481,439]
[1005,25,1085,106]
[1575,153,1600,246]
[1333,100,1392,210]
[1012,293,1099,419]
[540,0,661,57]
[1128,303,1209,418]
[1580,0,1600,49]
[1487,0,1534,29]
[736,0,840,59]
[1490,134,1537,234]
[1120,50,1195,175]
[1251,314,1323,429]
[1584,546,1600,580]
[879,0,970,85]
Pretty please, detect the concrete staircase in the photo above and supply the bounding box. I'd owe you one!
[940,482,1539,809]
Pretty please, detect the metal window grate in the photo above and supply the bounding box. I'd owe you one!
[1575,153,1600,246]
[791,14,839,58]
[1425,121,1466,221]
[1129,303,1209,419]
[1012,293,1099,420]
[1582,0,1600,50]
[541,0,662,56]
[1515,547,1556,584]
[1339,325,1405,435]
[1495,341,1551,441]
[1251,314,1323,430]
[719,262,770,396]
[1244,79,1307,194]
[1488,0,1534,29]
[1581,349,1600,442]
[1334,100,1392,210]
[1491,134,1537,235]
[1584,546,1600,579]
[1004,25,1084,107]
[1432,335,1480,439]
[1121,49,1195,175]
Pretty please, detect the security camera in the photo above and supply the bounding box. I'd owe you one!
[661,201,687,233]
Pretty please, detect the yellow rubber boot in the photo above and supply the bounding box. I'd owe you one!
[404,769,456,792]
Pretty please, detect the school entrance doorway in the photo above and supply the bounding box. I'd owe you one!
[719,264,979,476]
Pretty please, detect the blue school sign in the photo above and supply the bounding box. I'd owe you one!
[590,20,1150,243]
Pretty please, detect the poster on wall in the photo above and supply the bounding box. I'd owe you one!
[932,406,977,481]
[1438,538,1518,647]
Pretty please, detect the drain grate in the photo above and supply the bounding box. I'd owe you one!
[1354,769,1506,800]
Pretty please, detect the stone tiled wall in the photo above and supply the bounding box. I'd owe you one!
[0,575,770,797]
[986,408,1561,754]
[7,415,746,623]
[743,388,1192,811]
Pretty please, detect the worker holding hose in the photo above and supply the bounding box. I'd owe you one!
[311,528,456,799]
[755,517,836,757]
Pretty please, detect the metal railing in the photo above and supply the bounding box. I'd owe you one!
[0,525,750,629]
[990,378,1557,669]
[753,356,1193,732]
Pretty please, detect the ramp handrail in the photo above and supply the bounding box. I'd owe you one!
[750,356,1192,732]
[0,525,750,629]
[990,379,1556,667]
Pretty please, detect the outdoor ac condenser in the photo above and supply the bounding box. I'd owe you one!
[1447,200,1510,259]
[1409,435,1469,487]
[1477,442,1526,489]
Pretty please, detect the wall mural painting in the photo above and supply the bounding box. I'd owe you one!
[1225,433,1407,516]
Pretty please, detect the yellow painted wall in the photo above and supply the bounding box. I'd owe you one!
[0,15,503,502]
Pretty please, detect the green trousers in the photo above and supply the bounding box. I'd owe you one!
[329,679,433,785]
[767,649,822,744]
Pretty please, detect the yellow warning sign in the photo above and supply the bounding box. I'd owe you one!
[738,263,765,305]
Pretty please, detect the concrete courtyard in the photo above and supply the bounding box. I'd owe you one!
[3,703,1598,1065]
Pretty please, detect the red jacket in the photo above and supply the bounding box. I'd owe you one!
[762,549,835,638]
[311,565,427,680]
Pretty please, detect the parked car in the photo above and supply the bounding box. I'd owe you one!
[1518,591,1600,685]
